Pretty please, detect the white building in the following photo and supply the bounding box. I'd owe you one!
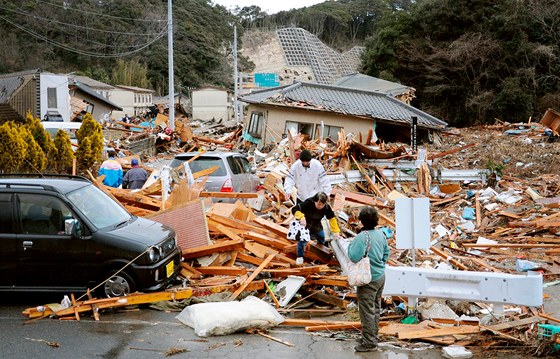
[109,85,154,119]
[191,86,230,122]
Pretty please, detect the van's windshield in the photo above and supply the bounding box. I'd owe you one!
[67,185,130,229]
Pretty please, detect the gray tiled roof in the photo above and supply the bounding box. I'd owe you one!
[68,75,114,90]
[334,73,414,97]
[240,82,447,129]
[71,80,122,111]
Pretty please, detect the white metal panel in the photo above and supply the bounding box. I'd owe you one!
[395,198,430,249]
[40,73,71,122]
[383,266,543,307]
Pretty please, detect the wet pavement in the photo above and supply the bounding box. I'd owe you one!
[0,281,558,359]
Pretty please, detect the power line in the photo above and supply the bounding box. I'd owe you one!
[0,15,166,58]
[0,4,166,36]
[33,0,166,23]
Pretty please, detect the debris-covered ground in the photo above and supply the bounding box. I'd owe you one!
[22,108,560,357]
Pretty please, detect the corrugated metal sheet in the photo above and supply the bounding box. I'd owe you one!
[149,200,211,250]
[240,82,447,130]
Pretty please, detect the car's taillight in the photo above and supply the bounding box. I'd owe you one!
[220,178,234,192]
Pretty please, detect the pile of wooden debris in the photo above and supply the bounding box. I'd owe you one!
[23,112,560,357]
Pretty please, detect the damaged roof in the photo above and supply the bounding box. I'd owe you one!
[69,80,122,111]
[240,81,447,129]
[334,73,414,97]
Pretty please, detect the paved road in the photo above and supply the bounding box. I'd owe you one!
[1,282,558,359]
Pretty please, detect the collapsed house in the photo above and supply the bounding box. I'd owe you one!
[239,81,447,146]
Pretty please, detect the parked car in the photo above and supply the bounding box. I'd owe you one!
[170,152,259,197]
[0,175,182,297]
[41,121,81,150]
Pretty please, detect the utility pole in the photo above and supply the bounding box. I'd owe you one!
[233,25,239,124]
[168,0,175,130]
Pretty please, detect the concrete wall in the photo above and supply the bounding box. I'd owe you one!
[192,88,228,121]
[245,104,375,145]
[40,73,70,122]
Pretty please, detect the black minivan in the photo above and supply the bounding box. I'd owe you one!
[0,175,182,297]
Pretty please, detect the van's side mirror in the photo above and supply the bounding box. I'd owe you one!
[65,218,79,236]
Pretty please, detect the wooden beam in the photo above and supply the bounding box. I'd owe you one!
[351,155,384,198]
[428,143,476,160]
[305,322,362,332]
[253,217,289,237]
[182,240,244,259]
[196,266,247,276]
[398,325,481,339]
[243,231,290,251]
[461,243,560,248]
[192,166,218,179]
[229,254,275,301]
[199,192,258,198]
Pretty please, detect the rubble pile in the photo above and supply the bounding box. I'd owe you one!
[22,111,560,356]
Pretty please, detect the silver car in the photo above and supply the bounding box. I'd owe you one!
[170,152,259,198]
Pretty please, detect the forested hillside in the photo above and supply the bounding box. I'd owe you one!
[0,0,252,92]
[360,0,560,126]
[1,0,558,126]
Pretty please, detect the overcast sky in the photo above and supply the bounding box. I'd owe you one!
[212,0,325,14]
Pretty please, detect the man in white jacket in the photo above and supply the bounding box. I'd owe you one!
[284,149,331,203]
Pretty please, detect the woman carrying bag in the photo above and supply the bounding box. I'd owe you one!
[347,206,390,352]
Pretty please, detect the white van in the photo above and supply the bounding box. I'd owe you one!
[41,121,82,149]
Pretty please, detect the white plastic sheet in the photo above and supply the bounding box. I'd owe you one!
[175,296,284,337]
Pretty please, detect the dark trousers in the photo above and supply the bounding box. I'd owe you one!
[357,275,385,347]
[296,241,307,257]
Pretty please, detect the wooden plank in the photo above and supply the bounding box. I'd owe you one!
[208,213,287,241]
[428,143,477,160]
[461,243,560,248]
[181,262,203,278]
[263,265,331,277]
[305,322,362,332]
[475,194,482,228]
[430,247,468,270]
[308,290,350,309]
[351,155,384,197]
[229,254,275,300]
[214,224,244,241]
[398,325,481,339]
[480,325,524,342]
[243,231,290,251]
[264,280,281,308]
[199,192,258,198]
[331,188,387,208]
[192,166,218,179]
[253,217,289,237]
[182,240,244,259]
[485,316,544,331]
[196,266,247,276]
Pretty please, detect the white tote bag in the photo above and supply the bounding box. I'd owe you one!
[346,232,372,287]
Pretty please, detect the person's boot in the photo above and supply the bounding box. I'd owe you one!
[296,257,304,266]
[354,344,378,352]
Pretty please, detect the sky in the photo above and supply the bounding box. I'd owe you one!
[212,0,325,14]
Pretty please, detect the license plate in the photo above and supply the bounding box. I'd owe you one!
[166,261,174,278]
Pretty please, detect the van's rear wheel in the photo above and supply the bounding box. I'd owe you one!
[103,272,136,297]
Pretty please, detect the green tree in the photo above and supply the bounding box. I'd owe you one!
[18,125,47,173]
[0,122,26,173]
[111,59,149,88]
[52,129,75,174]
[76,114,104,172]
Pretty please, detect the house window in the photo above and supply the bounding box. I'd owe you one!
[285,121,313,138]
[47,87,57,109]
[247,112,264,138]
[315,124,343,140]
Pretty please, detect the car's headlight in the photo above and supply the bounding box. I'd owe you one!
[147,247,161,263]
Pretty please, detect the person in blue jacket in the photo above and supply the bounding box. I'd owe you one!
[98,149,123,188]
[348,206,390,352]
